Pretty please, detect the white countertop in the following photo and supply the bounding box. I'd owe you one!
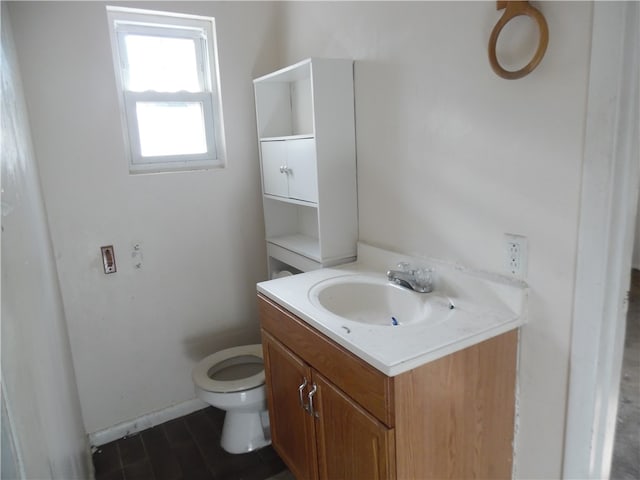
[257,243,528,377]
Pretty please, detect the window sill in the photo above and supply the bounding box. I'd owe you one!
[129,159,225,175]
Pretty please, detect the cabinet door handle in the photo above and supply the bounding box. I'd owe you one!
[279,165,291,175]
[298,377,310,412]
[308,383,319,418]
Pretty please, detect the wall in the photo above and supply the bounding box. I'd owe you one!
[633,200,640,269]
[1,4,89,477]
[7,1,279,435]
[272,2,593,478]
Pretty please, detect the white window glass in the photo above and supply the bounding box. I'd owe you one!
[107,7,226,173]
[124,35,201,93]
[136,102,207,157]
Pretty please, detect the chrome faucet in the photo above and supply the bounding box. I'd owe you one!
[386,262,434,293]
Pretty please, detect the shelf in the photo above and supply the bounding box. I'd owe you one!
[256,58,357,275]
[254,63,313,138]
[267,234,321,262]
[253,58,311,84]
[260,134,314,142]
[263,194,317,208]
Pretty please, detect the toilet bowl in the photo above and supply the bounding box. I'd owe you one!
[192,344,271,454]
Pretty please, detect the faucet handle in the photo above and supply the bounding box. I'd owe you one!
[407,266,433,293]
[414,267,433,287]
[397,261,412,272]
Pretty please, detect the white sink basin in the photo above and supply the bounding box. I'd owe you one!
[308,274,436,327]
[258,243,527,375]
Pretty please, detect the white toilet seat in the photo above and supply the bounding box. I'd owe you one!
[192,344,265,393]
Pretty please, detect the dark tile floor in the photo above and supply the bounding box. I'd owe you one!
[611,269,640,479]
[92,407,287,480]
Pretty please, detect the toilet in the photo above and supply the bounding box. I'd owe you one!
[192,344,271,454]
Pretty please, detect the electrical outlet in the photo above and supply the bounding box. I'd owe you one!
[505,233,528,278]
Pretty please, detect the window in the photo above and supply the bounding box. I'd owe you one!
[107,7,226,173]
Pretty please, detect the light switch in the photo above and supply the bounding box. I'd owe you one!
[101,245,116,274]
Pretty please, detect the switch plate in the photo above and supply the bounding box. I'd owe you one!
[131,241,143,269]
[505,233,527,278]
[101,245,116,274]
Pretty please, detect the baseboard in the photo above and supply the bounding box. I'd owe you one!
[88,398,208,447]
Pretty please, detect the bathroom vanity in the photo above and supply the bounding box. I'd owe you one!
[257,244,527,479]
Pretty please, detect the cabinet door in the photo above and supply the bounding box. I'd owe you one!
[260,140,289,198]
[313,373,395,480]
[286,138,318,203]
[262,332,318,480]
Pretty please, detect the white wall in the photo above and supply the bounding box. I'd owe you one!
[8,1,279,435]
[271,2,593,478]
[632,199,640,269]
[1,5,89,477]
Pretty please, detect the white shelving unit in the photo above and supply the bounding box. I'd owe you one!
[253,58,357,278]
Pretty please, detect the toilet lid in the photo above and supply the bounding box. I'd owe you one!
[192,344,265,393]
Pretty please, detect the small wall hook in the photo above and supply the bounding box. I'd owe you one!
[488,1,549,80]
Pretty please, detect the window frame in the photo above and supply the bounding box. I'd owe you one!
[106,6,226,173]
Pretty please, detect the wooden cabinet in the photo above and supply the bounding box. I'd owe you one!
[263,332,394,480]
[262,335,318,480]
[253,58,357,277]
[259,294,518,480]
[314,373,395,480]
